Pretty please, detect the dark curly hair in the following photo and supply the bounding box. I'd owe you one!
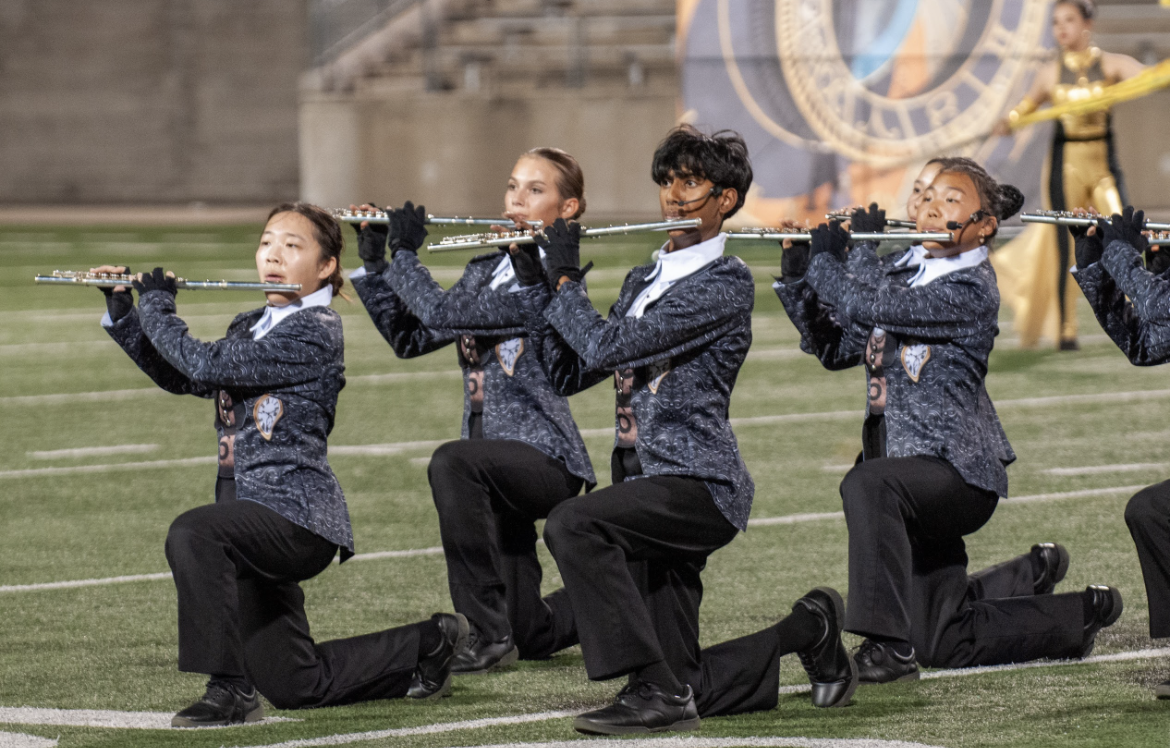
[931,157,1024,240]
[650,125,753,220]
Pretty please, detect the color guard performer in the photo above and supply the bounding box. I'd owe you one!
[511,126,856,735]
[95,203,467,727]
[1073,206,1170,699]
[777,159,1123,682]
[993,0,1146,350]
[349,149,595,674]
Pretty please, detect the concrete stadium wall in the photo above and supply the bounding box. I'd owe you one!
[300,88,679,220]
[0,0,306,205]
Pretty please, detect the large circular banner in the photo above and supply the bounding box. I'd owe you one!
[679,0,1056,226]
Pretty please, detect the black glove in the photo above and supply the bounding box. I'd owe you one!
[509,244,546,288]
[132,267,178,298]
[535,218,586,286]
[388,200,428,258]
[809,220,849,264]
[1147,245,1170,276]
[352,202,390,273]
[97,266,133,323]
[1098,206,1149,257]
[1069,221,1103,269]
[780,242,810,283]
[850,202,886,234]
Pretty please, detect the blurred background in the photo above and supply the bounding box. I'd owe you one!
[0,0,1167,222]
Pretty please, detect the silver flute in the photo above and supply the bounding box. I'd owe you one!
[726,228,954,242]
[427,218,703,253]
[1022,211,1170,232]
[331,208,539,227]
[34,270,302,292]
[826,212,918,229]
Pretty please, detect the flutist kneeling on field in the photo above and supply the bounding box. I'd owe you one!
[508,126,857,736]
[94,203,467,728]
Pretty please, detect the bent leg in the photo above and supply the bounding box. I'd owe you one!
[967,551,1034,601]
[239,578,421,708]
[926,592,1085,668]
[428,439,581,643]
[1126,481,1170,638]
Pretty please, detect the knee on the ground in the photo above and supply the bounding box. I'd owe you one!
[1126,485,1170,529]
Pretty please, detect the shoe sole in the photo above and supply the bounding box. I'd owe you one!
[1155,684,1170,700]
[573,716,701,735]
[452,645,519,675]
[859,669,920,686]
[1033,543,1070,594]
[816,657,860,708]
[171,701,264,728]
[801,586,857,708]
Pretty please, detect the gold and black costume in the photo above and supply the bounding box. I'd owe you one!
[993,47,1127,348]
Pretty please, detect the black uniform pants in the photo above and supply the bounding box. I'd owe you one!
[841,456,1085,667]
[164,499,421,709]
[427,439,583,657]
[1125,480,1170,638]
[545,475,795,717]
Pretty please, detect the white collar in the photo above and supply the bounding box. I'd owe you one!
[627,233,727,318]
[902,245,988,287]
[250,284,333,339]
[489,248,546,291]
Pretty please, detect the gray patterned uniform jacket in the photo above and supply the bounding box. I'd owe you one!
[351,251,596,487]
[1076,239,1170,365]
[778,244,1015,498]
[514,255,756,531]
[104,290,354,557]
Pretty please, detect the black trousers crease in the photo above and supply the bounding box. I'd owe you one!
[427,439,583,657]
[165,497,419,709]
[545,475,792,717]
[841,456,1085,668]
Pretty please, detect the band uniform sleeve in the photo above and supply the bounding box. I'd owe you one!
[136,291,339,389]
[543,258,755,372]
[388,250,525,333]
[774,279,866,371]
[1092,240,1170,364]
[103,307,213,396]
[351,264,455,358]
[839,263,998,341]
[514,283,610,396]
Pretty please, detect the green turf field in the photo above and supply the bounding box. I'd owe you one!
[1,224,1168,747]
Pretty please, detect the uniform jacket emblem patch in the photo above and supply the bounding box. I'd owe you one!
[496,337,524,377]
[253,394,284,441]
[901,343,931,383]
[647,359,671,394]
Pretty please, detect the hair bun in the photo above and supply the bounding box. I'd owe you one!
[996,184,1025,220]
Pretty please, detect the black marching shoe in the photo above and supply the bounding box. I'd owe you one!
[1154,680,1170,700]
[450,627,519,675]
[171,680,263,728]
[1081,585,1123,658]
[1031,542,1070,595]
[854,639,919,685]
[407,612,469,699]
[573,681,700,736]
[793,587,858,708]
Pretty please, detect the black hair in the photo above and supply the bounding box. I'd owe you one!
[650,125,753,219]
[266,202,347,298]
[1055,0,1095,20]
[931,157,1024,239]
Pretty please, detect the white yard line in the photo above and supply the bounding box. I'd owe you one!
[348,370,462,385]
[440,740,945,748]
[331,441,448,456]
[228,711,575,748]
[1043,463,1167,476]
[0,388,163,407]
[0,456,214,480]
[776,647,1170,696]
[0,706,294,730]
[0,732,56,748]
[28,444,158,460]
